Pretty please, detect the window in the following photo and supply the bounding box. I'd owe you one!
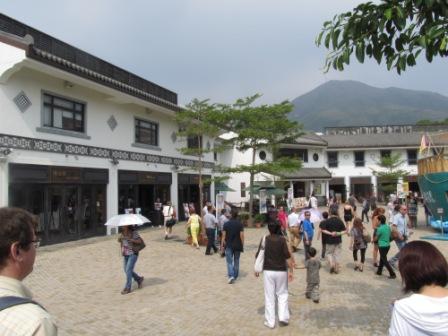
[259,151,267,160]
[313,153,319,162]
[277,148,308,162]
[407,149,417,165]
[135,119,158,146]
[213,150,218,161]
[241,182,246,198]
[354,151,365,167]
[187,135,202,149]
[43,93,85,133]
[327,151,338,168]
[380,150,391,159]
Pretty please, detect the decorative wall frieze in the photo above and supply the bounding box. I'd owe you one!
[0,133,214,169]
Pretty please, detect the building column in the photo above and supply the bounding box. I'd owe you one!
[310,180,315,195]
[325,181,330,201]
[344,175,351,200]
[171,171,179,217]
[0,160,8,207]
[371,175,378,196]
[107,166,118,235]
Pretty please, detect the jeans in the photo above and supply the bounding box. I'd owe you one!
[378,246,396,276]
[123,254,141,290]
[321,238,326,258]
[225,247,241,279]
[304,237,313,260]
[361,209,369,222]
[389,240,406,266]
[206,228,218,254]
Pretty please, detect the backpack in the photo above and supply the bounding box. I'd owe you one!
[0,296,45,311]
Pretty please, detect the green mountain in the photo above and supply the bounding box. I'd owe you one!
[290,80,448,131]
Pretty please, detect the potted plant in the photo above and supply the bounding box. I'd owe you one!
[238,212,250,227]
[254,213,265,228]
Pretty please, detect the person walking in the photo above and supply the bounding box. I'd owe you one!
[0,207,58,335]
[388,205,410,269]
[316,211,329,260]
[186,208,201,249]
[305,247,321,303]
[322,209,346,274]
[371,207,385,267]
[389,241,448,335]
[348,193,357,213]
[374,215,396,279]
[406,194,418,228]
[118,225,144,294]
[277,206,288,236]
[154,198,162,227]
[204,205,218,255]
[221,210,244,284]
[287,207,301,252]
[309,193,318,209]
[349,217,368,272]
[162,201,176,240]
[255,221,294,329]
[302,211,315,260]
[361,197,370,223]
[343,201,355,235]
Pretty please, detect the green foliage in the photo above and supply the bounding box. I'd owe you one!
[372,153,409,182]
[219,94,303,224]
[175,99,230,214]
[416,118,448,125]
[316,0,448,74]
[253,213,266,224]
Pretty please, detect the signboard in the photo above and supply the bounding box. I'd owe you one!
[437,208,444,214]
[402,182,409,194]
[293,197,308,209]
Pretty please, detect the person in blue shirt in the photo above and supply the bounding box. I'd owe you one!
[302,211,315,260]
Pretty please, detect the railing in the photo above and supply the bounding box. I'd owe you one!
[418,155,448,175]
[0,13,177,105]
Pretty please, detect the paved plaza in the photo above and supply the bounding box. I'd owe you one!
[27,208,447,336]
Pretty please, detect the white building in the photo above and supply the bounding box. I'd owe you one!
[0,14,215,245]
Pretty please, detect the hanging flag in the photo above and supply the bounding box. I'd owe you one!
[419,135,430,154]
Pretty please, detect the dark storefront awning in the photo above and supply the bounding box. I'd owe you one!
[280,168,332,181]
[215,183,235,192]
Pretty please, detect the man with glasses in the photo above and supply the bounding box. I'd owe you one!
[388,205,411,269]
[0,207,57,335]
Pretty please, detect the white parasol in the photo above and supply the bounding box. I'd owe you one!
[299,208,322,223]
[104,214,150,227]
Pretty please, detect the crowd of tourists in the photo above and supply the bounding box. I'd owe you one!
[0,193,447,335]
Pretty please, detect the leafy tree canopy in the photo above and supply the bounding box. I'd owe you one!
[416,118,448,125]
[372,153,409,182]
[316,0,448,74]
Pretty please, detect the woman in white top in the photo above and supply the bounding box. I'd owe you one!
[389,240,448,336]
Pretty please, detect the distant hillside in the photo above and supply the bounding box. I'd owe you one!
[290,80,448,131]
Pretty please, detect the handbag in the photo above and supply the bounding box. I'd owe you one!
[254,235,267,273]
[132,238,146,253]
[166,218,177,227]
[362,228,372,243]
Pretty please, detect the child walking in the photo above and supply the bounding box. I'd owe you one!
[305,247,321,303]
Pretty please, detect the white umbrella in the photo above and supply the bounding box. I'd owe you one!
[104,214,150,227]
[299,208,322,223]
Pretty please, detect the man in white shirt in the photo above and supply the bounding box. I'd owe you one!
[389,205,410,268]
[287,207,301,251]
[0,207,57,336]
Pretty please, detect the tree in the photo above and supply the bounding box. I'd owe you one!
[371,153,409,197]
[221,95,303,225]
[416,118,448,125]
[175,99,228,222]
[316,0,448,74]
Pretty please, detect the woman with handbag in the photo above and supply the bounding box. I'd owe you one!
[371,207,385,267]
[118,225,144,294]
[255,221,294,329]
[163,201,176,240]
[349,217,367,272]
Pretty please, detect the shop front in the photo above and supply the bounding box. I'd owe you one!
[178,174,211,220]
[9,163,108,245]
[118,170,171,226]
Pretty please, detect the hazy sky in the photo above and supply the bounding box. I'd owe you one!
[1,0,448,106]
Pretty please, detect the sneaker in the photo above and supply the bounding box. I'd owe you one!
[279,321,289,327]
[313,299,319,303]
[164,235,168,240]
[388,274,397,279]
[330,267,335,274]
[228,277,234,284]
[263,321,274,329]
[137,276,144,289]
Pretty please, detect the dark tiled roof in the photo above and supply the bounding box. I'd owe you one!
[280,167,332,180]
[0,13,179,111]
[282,131,327,147]
[322,133,424,149]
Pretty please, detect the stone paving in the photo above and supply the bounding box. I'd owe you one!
[25,207,448,336]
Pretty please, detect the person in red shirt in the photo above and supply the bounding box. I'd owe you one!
[277,206,288,235]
